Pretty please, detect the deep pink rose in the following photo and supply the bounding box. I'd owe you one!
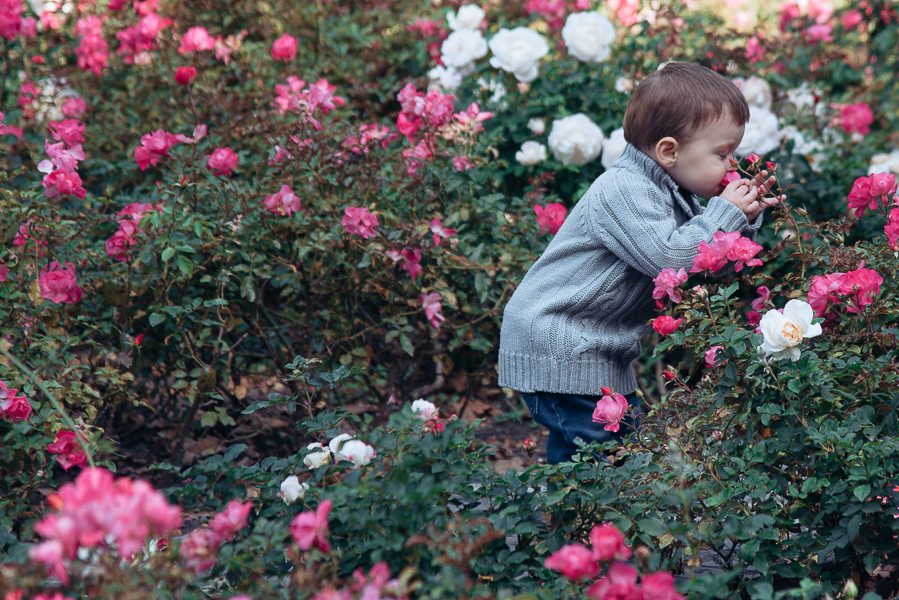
[290,499,331,553]
[836,266,883,314]
[641,572,686,600]
[544,543,600,580]
[589,523,631,562]
[174,66,196,85]
[206,147,238,176]
[585,562,641,600]
[840,102,873,136]
[429,218,456,246]
[885,207,899,250]
[62,97,87,117]
[869,172,897,199]
[263,184,301,216]
[0,381,32,423]
[386,248,422,279]
[534,203,567,235]
[106,220,140,262]
[592,393,629,432]
[49,119,85,146]
[209,500,252,542]
[690,239,728,273]
[39,261,82,304]
[841,9,864,29]
[751,286,771,312]
[652,267,689,304]
[341,206,379,238]
[847,175,874,217]
[46,430,88,471]
[271,34,297,61]
[807,273,843,317]
[652,315,683,335]
[726,237,764,271]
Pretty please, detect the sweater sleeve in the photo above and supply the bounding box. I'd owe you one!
[588,178,750,277]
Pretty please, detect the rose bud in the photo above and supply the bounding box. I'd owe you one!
[522,438,536,457]
[663,370,675,381]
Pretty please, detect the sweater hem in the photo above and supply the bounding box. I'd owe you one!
[497,350,638,396]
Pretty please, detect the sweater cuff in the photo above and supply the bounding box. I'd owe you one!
[705,196,749,232]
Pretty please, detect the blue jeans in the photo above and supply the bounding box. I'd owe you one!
[521,391,641,465]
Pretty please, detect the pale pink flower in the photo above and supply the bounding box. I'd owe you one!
[263,185,302,216]
[751,286,771,312]
[290,499,331,553]
[869,172,897,199]
[453,102,492,131]
[840,102,873,136]
[341,206,379,238]
[179,27,216,53]
[402,139,434,175]
[534,203,566,235]
[39,262,82,304]
[652,267,688,304]
[592,393,629,432]
[745,36,765,63]
[590,523,632,562]
[705,345,725,368]
[118,202,159,222]
[181,528,222,572]
[206,147,238,176]
[420,292,445,328]
[208,500,252,542]
[386,248,422,279]
[271,34,297,61]
[805,23,833,42]
[429,218,456,246]
[452,155,473,171]
[544,543,600,580]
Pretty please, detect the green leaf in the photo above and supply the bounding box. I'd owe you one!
[847,513,861,541]
[399,334,414,356]
[200,411,217,427]
[161,246,175,262]
[149,313,166,327]
[177,255,194,276]
[854,484,871,502]
[636,518,667,537]
[787,378,801,394]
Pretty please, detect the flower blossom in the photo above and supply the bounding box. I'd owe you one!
[0,381,32,423]
[446,4,484,30]
[342,124,398,154]
[420,292,445,328]
[174,66,196,85]
[586,562,641,599]
[516,141,547,166]
[590,523,632,562]
[847,173,895,217]
[705,346,725,368]
[440,28,488,69]
[885,207,899,250]
[548,113,604,166]
[758,299,822,361]
[39,261,82,304]
[488,27,549,82]
[263,185,301,216]
[341,206,379,238]
[807,273,843,317]
[592,392,629,432]
[411,399,439,421]
[291,500,332,553]
[46,430,88,471]
[835,265,883,314]
[135,129,180,170]
[561,11,616,63]
[179,26,216,53]
[534,203,566,235]
[653,315,683,335]
[271,33,297,61]
[304,442,331,469]
[839,102,873,136]
[544,544,600,580]
[386,248,422,279]
[429,218,456,245]
[116,12,170,64]
[652,267,688,304]
[106,219,141,262]
[396,83,455,139]
[453,102,492,131]
[280,476,308,504]
[206,147,238,176]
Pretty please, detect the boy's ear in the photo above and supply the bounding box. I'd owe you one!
[654,137,679,168]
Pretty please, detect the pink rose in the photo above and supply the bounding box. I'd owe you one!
[726,237,764,272]
[652,267,689,304]
[179,27,216,53]
[341,206,379,239]
[847,175,874,217]
[705,345,725,368]
[751,286,771,312]
[589,523,632,562]
[869,172,897,199]
[174,66,196,85]
[0,381,32,423]
[841,9,864,29]
[452,155,472,171]
[420,292,445,328]
[182,528,222,572]
[46,430,88,471]
[652,315,683,335]
[805,23,833,42]
[885,207,899,250]
[106,220,141,262]
[61,97,87,117]
[641,572,686,600]
[49,119,85,146]
[271,34,297,61]
[807,273,843,317]
[429,218,456,246]
[386,248,422,279]
[840,102,873,136]
[534,203,567,235]
[690,239,728,273]
[209,500,252,542]
[836,265,883,314]
[290,500,331,553]
[585,562,641,599]
[720,171,741,187]
[206,147,238,176]
[592,393,629,432]
[544,543,600,580]
[39,261,83,304]
[263,184,301,216]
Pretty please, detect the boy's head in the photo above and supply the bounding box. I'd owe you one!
[623,62,751,199]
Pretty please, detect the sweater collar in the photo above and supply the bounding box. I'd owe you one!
[616,143,700,216]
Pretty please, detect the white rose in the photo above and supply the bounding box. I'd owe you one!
[614,76,634,93]
[327,434,353,455]
[515,141,547,166]
[561,11,616,63]
[736,106,780,156]
[280,475,309,504]
[548,113,604,166]
[447,4,484,30]
[441,29,488,69]
[304,442,331,469]
[428,65,462,93]
[758,300,822,362]
[601,128,627,171]
[868,150,899,175]
[782,126,824,173]
[488,27,549,83]
[336,439,375,467]
[411,399,439,420]
[527,118,545,135]
[733,76,772,110]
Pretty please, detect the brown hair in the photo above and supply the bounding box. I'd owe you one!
[622,62,750,153]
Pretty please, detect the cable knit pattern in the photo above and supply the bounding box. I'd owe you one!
[499,143,762,395]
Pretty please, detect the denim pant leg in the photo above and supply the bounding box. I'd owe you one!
[522,391,640,465]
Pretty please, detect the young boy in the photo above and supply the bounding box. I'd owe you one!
[498,62,782,464]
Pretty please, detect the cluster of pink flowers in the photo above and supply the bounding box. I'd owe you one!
[271,33,297,61]
[179,26,216,53]
[847,172,896,218]
[263,184,302,216]
[342,206,379,239]
[0,0,36,39]
[544,523,684,599]
[39,119,87,201]
[74,16,109,75]
[272,76,344,130]
[107,202,158,261]
[116,12,170,64]
[886,205,899,250]
[691,231,763,273]
[838,102,874,136]
[386,248,422,279]
[396,83,455,139]
[780,0,834,31]
[744,36,765,62]
[39,261,83,304]
[206,147,238,176]
[401,138,434,176]
[604,0,640,26]
[652,267,689,304]
[341,124,398,155]
[592,387,629,432]
[534,203,567,235]
[429,218,456,246]
[47,430,88,470]
[291,499,331,553]
[420,292,445,328]
[134,129,180,170]
[29,467,182,583]
[312,561,410,600]
[807,265,884,317]
[181,499,252,572]
[525,0,591,29]
[0,380,32,423]
[17,81,40,120]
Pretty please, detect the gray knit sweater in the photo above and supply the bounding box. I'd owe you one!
[498,143,762,396]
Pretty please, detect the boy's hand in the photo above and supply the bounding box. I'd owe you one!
[720,170,784,221]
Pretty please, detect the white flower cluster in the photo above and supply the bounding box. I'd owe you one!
[601,128,627,171]
[279,475,309,504]
[516,141,547,166]
[548,113,604,166]
[868,150,899,175]
[733,76,780,156]
[561,12,616,63]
